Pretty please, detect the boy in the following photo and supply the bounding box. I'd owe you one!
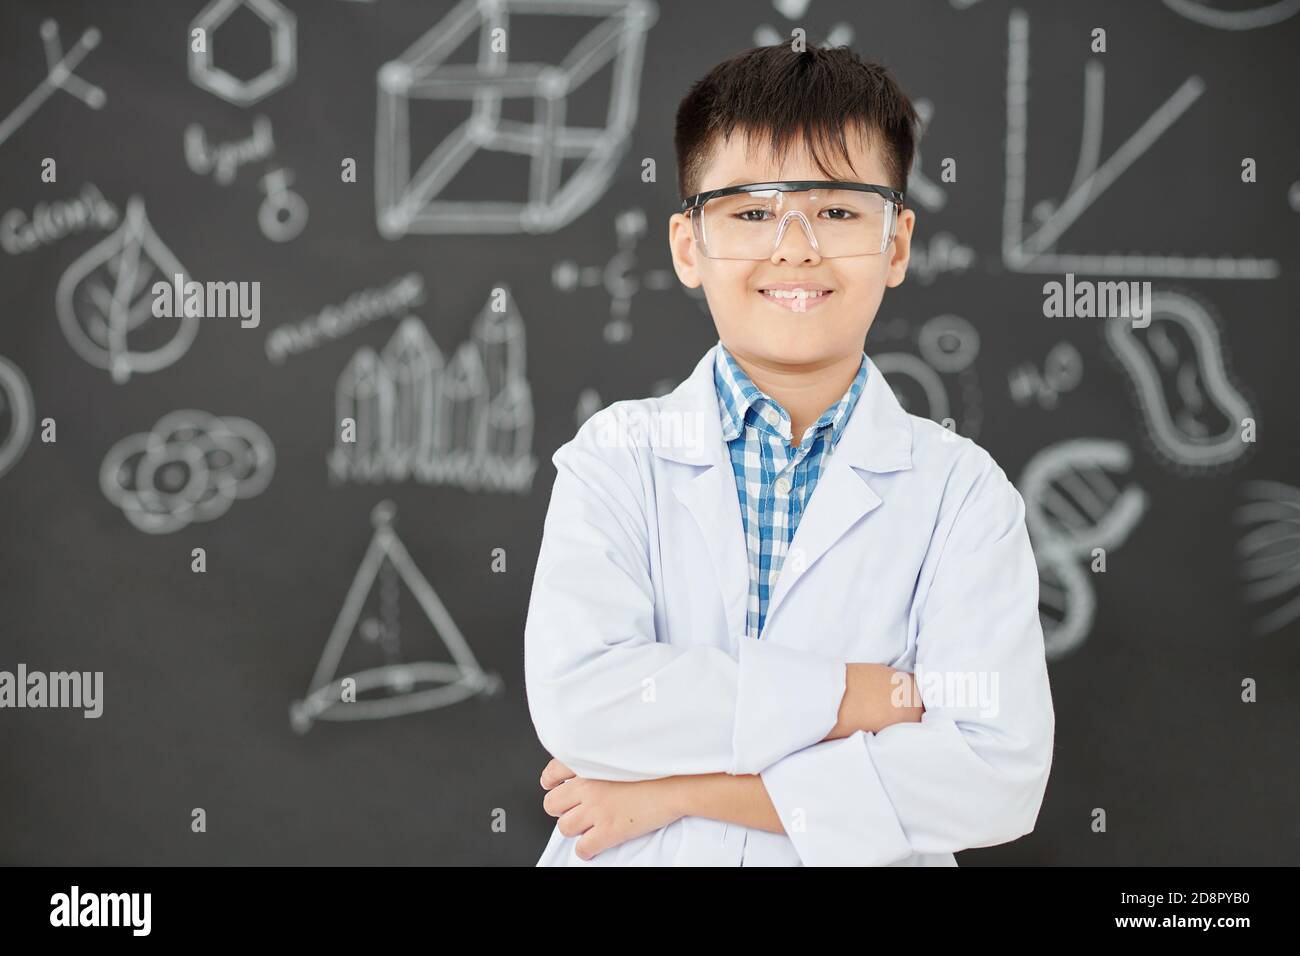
[524,45,1055,866]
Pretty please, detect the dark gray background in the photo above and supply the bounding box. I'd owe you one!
[1,0,1297,865]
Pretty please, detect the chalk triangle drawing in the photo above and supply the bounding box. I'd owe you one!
[290,500,500,732]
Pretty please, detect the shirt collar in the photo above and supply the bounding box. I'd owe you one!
[713,341,869,448]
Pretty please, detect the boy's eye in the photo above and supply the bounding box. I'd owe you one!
[734,208,773,222]
[821,207,856,221]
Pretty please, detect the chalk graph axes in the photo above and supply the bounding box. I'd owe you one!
[1002,9,1279,280]
[0,20,105,150]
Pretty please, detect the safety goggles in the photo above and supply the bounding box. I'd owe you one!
[682,180,905,260]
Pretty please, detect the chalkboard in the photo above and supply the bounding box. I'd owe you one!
[1,0,1297,866]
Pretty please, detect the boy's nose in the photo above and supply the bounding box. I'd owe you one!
[769,210,821,263]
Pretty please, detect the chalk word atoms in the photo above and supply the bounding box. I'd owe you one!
[264,273,425,364]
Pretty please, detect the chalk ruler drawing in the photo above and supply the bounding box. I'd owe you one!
[55,197,198,384]
[1235,481,1300,636]
[0,20,104,150]
[551,208,675,343]
[329,287,536,493]
[101,411,274,534]
[753,0,853,47]
[374,0,658,237]
[1003,9,1279,279]
[1163,0,1300,30]
[189,0,297,106]
[871,314,983,440]
[1018,439,1148,659]
[0,357,35,479]
[290,500,501,732]
[1104,289,1255,474]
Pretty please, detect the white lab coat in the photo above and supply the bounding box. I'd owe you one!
[524,342,1055,866]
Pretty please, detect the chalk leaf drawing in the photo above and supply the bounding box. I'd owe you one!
[329,286,536,493]
[101,411,274,534]
[1235,481,1300,636]
[290,500,501,732]
[0,356,35,479]
[55,197,197,384]
[374,0,658,237]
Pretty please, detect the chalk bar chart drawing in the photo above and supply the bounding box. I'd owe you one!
[290,501,501,732]
[100,410,274,534]
[1235,480,1300,636]
[329,287,536,493]
[0,19,104,150]
[188,0,297,107]
[0,356,35,479]
[374,0,658,237]
[55,197,197,384]
[1003,9,1279,279]
[1104,290,1256,475]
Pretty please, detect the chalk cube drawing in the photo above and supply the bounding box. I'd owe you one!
[374,0,658,237]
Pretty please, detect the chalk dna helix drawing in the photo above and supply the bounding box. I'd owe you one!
[0,356,35,479]
[374,0,658,237]
[1235,481,1300,637]
[0,20,104,150]
[188,0,297,107]
[100,411,274,534]
[55,197,197,384]
[1018,439,1149,660]
[290,500,501,733]
[329,287,536,493]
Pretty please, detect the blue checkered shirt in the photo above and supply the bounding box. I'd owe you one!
[713,342,870,640]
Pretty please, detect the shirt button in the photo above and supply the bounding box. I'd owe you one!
[774,475,791,495]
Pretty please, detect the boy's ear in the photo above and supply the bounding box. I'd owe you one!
[884,207,916,289]
[668,213,702,289]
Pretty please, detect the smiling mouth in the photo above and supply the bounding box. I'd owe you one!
[758,288,834,310]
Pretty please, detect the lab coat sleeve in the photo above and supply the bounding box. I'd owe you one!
[759,448,1056,865]
[524,408,846,782]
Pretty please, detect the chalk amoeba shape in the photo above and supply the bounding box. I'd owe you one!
[0,356,35,479]
[189,0,297,107]
[100,410,274,534]
[1235,480,1300,636]
[55,196,197,384]
[1104,290,1255,474]
[374,0,658,237]
[290,500,501,732]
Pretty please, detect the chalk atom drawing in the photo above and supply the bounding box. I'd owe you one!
[1003,9,1279,279]
[55,197,197,384]
[872,314,983,440]
[189,0,297,107]
[290,501,500,733]
[0,356,35,479]
[329,287,536,493]
[101,411,274,534]
[374,0,658,238]
[1235,481,1300,636]
[0,20,104,150]
[1104,290,1256,474]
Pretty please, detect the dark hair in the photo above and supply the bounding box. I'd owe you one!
[674,45,920,201]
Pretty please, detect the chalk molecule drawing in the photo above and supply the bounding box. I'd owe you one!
[0,356,35,479]
[1103,290,1256,475]
[1235,481,1300,636]
[1003,8,1279,280]
[374,0,658,237]
[55,197,197,384]
[100,411,274,534]
[188,0,297,107]
[329,287,536,494]
[290,500,501,733]
[0,20,104,151]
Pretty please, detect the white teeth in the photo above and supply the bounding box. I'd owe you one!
[762,289,828,299]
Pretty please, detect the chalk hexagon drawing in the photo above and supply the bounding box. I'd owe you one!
[374,0,658,238]
[188,0,297,107]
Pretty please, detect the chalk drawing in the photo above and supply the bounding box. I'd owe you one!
[1008,341,1084,409]
[101,411,274,534]
[329,287,536,493]
[290,500,501,732]
[753,0,853,47]
[1104,289,1256,474]
[1163,0,1300,30]
[189,0,297,106]
[1003,9,1279,279]
[1235,480,1300,636]
[258,168,308,242]
[1035,540,1097,661]
[375,0,658,238]
[0,20,104,150]
[55,197,198,384]
[872,314,983,439]
[0,357,35,479]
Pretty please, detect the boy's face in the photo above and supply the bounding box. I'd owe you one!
[668,125,914,367]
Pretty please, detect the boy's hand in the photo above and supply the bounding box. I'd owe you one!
[539,758,684,861]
